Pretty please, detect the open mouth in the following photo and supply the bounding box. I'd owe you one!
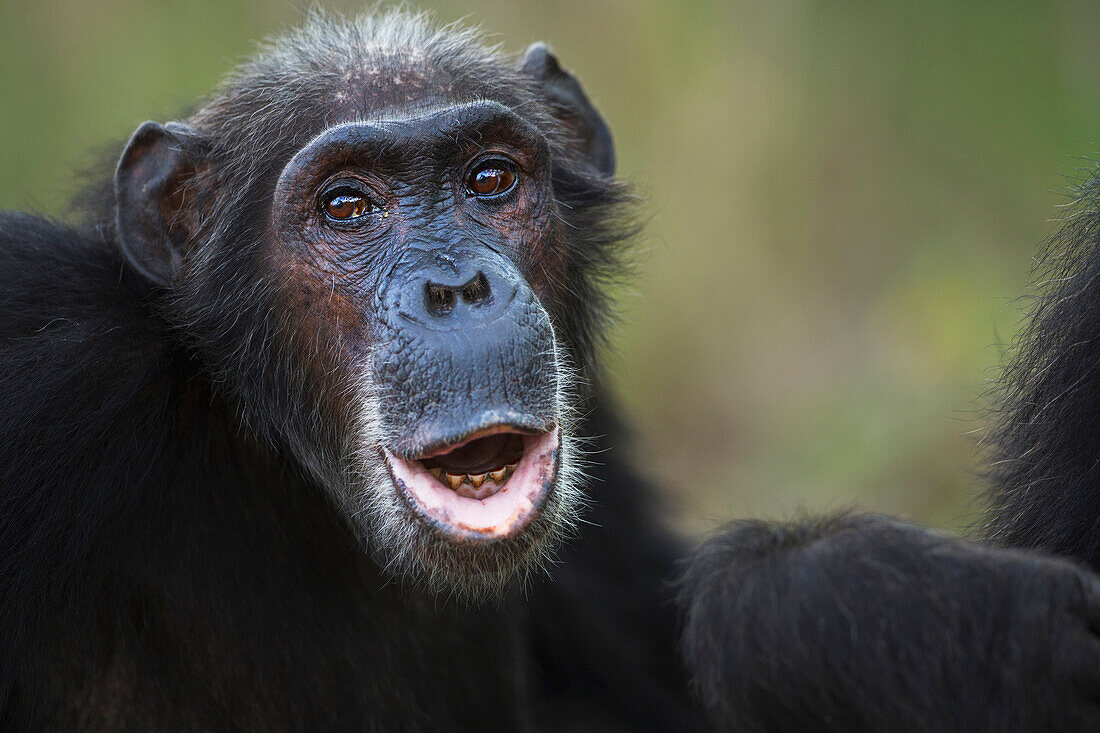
[383,427,560,541]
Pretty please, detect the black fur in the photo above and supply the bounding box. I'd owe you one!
[985,167,1100,567]
[679,513,1100,732]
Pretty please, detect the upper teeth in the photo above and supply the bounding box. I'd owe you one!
[429,464,517,491]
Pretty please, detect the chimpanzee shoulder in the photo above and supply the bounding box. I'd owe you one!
[0,211,171,722]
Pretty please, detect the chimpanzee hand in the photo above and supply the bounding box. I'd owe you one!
[678,513,1100,732]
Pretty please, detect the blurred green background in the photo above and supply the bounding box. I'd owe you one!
[2,0,1099,536]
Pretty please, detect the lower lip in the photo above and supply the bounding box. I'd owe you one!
[384,428,560,542]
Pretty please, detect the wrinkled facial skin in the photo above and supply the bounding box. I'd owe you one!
[266,99,578,594]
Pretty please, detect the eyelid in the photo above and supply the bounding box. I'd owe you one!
[474,153,519,170]
[320,184,366,202]
[320,180,367,203]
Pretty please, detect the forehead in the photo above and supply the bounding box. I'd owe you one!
[192,35,545,179]
[330,52,497,123]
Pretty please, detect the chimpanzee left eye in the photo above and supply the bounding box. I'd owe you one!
[465,159,519,198]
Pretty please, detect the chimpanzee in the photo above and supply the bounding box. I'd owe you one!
[3,8,1100,732]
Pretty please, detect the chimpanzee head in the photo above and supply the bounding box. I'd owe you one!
[111,11,632,595]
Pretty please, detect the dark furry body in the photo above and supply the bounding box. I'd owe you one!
[0,214,700,729]
[680,514,1100,732]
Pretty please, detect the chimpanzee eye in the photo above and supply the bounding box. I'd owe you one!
[320,187,372,220]
[465,159,518,198]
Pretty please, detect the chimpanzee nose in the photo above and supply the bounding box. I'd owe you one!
[391,258,519,330]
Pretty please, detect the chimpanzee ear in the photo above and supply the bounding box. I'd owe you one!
[519,43,615,176]
[114,121,200,286]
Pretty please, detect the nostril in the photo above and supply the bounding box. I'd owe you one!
[424,283,456,317]
[461,272,491,305]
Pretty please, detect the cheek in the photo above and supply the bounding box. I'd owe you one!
[269,251,378,411]
[270,216,394,345]
[521,220,568,304]
[464,190,567,304]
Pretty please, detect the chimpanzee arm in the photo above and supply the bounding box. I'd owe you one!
[679,513,1100,732]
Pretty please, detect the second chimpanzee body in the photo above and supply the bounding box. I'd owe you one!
[3,9,1100,732]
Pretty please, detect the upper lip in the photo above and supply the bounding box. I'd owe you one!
[392,412,556,462]
[411,424,541,461]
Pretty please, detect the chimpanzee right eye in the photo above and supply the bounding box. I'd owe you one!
[320,187,372,220]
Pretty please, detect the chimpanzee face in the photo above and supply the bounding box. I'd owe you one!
[269,98,575,588]
[113,38,621,595]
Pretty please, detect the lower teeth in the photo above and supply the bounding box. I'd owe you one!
[429,464,517,492]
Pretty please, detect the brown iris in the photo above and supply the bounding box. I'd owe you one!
[321,188,371,220]
[466,159,518,198]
